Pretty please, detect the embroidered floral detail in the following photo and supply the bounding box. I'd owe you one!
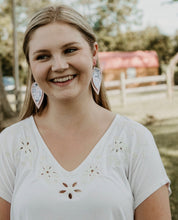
[41,166,56,177]
[112,140,127,153]
[16,140,33,166]
[107,139,128,168]
[19,141,32,154]
[38,137,128,197]
[40,165,59,183]
[81,162,102,185]
[59,182,81,199]
[87,165,100,176]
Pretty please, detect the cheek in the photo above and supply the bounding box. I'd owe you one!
[73,53,93,73]
[30,63,48,81]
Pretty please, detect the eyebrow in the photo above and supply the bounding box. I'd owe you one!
[33,50,49,55]
[32,42,80,55]
[62,42,80,48]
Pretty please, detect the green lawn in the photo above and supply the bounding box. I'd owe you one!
[146,119,178,220]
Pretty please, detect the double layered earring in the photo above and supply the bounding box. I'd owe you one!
[91,67,102,95]
[31,82,44,109]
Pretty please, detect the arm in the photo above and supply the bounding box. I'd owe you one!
[0,130,16,220]
[0,197,11,220]
[134,185,171,220]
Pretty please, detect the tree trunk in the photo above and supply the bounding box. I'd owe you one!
[0,60,16,130]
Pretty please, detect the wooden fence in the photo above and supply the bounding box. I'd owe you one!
[104,73,173,105]
[5,73,174,108]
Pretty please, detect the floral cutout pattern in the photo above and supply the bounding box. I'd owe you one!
[112,140,127,153]
[59,182,81,199]
[16,139,33,166]
[40,165,58,182]
[19,141,32,154]
[81,159,103,185]
[39,155,60,184]
[107,139,128,168]
[16,136,128,199]
[88,165,100,177]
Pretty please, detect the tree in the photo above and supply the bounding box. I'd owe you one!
[68,0,142,51]
[0,0,51,125]
[0,0,51,76]
[0,0,13,76]
[0,59,16,131]
[98,26,176,73]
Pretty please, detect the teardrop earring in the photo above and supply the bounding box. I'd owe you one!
[31,82,44,109]
[91,67,102,95]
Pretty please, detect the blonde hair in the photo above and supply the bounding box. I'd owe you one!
[20,5,110,120]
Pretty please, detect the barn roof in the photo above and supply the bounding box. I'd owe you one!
[98,50,159,70]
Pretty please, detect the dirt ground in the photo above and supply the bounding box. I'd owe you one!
[108,88,178,125]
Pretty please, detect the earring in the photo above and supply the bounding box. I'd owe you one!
[31,82,44,109]
[91,67,102,95]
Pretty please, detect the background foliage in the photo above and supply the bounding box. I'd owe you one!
[0,0,177,81]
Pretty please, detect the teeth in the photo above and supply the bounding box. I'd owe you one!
[53,75,74,83]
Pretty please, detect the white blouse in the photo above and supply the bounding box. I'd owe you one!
[0,114,171,220]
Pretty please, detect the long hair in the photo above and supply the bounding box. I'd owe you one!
[19,5,110,120]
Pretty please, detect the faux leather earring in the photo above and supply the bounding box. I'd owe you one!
[91,67,102,95]
[31,82,44,109]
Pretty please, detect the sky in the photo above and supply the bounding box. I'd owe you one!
[1,0,177,36]
[58,0,178,36]
[136,0,178,36]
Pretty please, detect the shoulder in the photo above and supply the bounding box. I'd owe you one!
[1,116,32,135]
[112,114,156,155]
[0,116,33,147]
[114,114,152,138]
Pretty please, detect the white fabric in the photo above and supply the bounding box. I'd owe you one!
[0,114,171,220]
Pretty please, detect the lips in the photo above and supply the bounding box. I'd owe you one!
[51,75,76,83]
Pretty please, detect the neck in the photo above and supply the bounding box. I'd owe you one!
[36,93,101,131]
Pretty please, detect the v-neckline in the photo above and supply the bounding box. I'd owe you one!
[31,114,118,175]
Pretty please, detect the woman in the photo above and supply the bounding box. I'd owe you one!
[0,5,171,220]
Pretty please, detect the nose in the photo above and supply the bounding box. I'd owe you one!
[51,55,69,72]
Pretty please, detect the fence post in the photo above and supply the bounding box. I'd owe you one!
[120,72,126,105]
[166,71,173,101]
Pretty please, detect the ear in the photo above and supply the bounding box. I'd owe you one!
[92,42,98,66]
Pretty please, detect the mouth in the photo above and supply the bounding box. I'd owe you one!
[50,75,77,83]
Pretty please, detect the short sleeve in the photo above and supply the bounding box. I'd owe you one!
[128,123,171,209]
[0,130,16,203]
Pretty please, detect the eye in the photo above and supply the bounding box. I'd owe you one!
[64,48,77,54]
[36,54,50,60]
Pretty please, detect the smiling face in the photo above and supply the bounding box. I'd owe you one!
[28,22,98,106]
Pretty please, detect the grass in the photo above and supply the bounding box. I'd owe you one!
[146,119,178,220]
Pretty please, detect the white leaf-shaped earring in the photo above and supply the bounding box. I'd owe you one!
[91,67,102,95]
[31,82,44,109]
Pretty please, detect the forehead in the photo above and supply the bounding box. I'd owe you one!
[29,22,88,49]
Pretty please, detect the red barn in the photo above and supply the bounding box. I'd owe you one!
[98,50,159,82]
